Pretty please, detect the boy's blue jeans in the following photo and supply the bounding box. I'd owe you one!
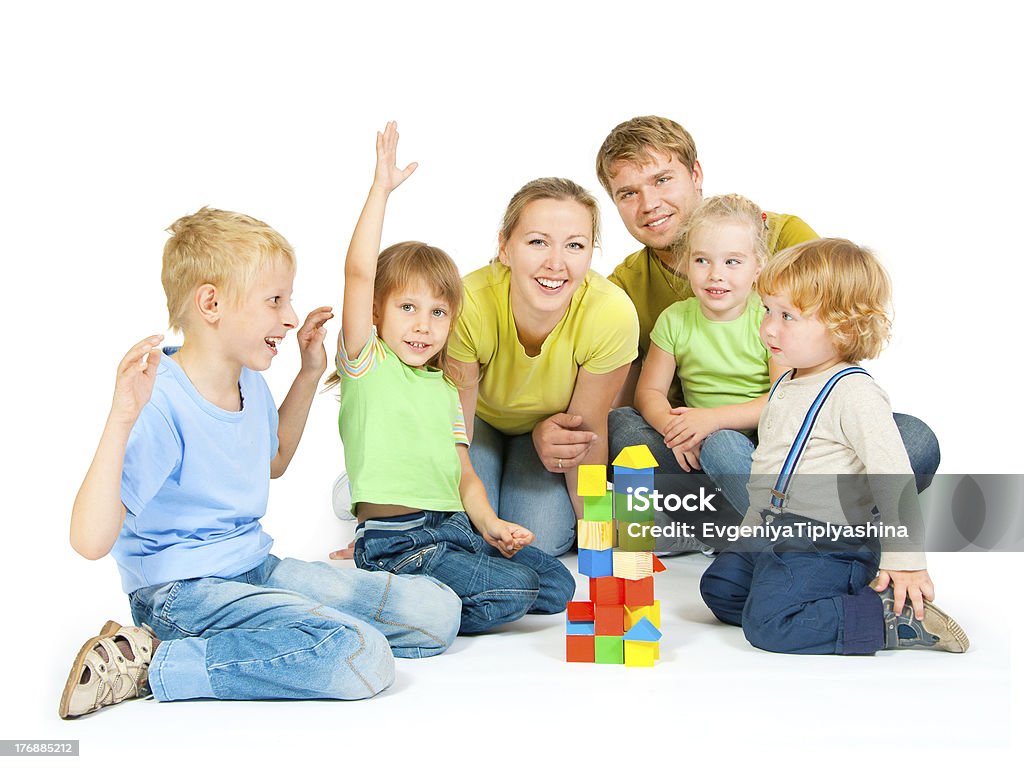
[699,512,885,655]
[129,554,462,702]
[354,511,576,634]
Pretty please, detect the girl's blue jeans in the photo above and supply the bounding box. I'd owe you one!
[129,554,462,702]
[354,511,576,634]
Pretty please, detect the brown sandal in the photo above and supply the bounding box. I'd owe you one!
[59,621,156,719]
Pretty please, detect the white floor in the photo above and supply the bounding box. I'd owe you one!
[18,499,1018,766]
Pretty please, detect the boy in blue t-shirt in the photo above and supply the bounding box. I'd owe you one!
[59,208,461,719]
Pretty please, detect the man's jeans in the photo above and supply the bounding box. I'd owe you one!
[354,511,576,634]
[130,554,462,702]
[469,417,577,557]
[699,511,884,655]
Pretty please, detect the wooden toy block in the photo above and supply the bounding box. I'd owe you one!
[594,604,624,636]
[566,619,595,636]
[614,492,655,523]
[566,601,595,622]
[578,547,613,578]
[624,576,655,606]
[624,600,661,631]
[578,519,615,550]
[577,465,608,497]
[566,635,595,663]
[589,576,625,606]
[624,640,657,667]
[616,519,655,552]
[594,636,624,664]
[613,466,654,495]
[612,445,659,470]
[652,554,667,573]
[613,551,653,580]
[622,616,662,642]
[583,492,613,521]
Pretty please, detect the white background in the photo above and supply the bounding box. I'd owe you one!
[1,1,1020,765]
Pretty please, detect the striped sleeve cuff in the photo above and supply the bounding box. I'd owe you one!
[337,330,386,380]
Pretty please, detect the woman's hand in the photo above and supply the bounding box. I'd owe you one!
[532,413,597,473]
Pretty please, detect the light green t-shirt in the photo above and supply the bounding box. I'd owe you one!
[448,264,639,435]
[338,331,467,512]
[649,293,771,410]
[608,211,816,406]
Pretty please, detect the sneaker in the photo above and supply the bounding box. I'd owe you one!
[653,510,715,558]
[59,621,157,719]
[332,472,354,521]
[877,585,970,653]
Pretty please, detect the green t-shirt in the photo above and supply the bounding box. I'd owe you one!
[338,332,467,512]
[609,211,816,406]
[649,293,771,411]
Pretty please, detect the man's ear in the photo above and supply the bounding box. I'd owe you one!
[691,159,704,196]
[194,284,220,325]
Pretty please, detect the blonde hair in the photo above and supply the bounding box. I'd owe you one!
[162,207,295,333]
[757,238,893,362]
[595,116,698,196]
[498,177,601,253]
[673,193,769,270]
[324,241,464,389]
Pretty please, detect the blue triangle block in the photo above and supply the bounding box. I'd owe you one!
[622,617,662,642]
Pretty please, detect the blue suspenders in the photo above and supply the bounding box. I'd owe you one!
[768,367,871,511]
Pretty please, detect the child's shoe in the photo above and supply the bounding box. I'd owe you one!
[59,621,156,719]
[876,584,970,653]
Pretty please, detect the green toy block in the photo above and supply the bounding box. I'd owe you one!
[594,635,624,664]
[614,492,654,522]
[616,519,655,552]
[584,493,613,521]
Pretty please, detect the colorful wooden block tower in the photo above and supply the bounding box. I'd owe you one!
[566,445,664,666]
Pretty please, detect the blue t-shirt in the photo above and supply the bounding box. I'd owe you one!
[111,348,277,593]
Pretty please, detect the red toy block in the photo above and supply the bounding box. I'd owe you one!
[594,604,624,635]
[652,554,667,573]
[567,601,595,622]
[566,634,595,663]
[589,576,625,606]
[624,576,654,605]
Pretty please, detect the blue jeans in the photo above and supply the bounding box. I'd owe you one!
[469,417,577,556]
[129,554,462,702]
[699,512,884,655]
[700,412,942,515]
[353,511,576,634]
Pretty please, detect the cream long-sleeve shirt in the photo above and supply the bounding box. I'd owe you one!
[744,363,926,571]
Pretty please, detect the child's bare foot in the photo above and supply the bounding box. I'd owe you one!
[59,621,158,718]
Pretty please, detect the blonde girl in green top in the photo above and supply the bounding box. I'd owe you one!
[635,194,786,474]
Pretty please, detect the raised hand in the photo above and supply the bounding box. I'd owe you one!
[295,305,334,375]
[110,335,164,426]
[372,121,418,194]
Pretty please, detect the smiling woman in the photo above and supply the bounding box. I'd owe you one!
[448,178,640,556]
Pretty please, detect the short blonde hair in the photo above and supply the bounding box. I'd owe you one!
[595,116,698,196]
[757,238,892,362]
[673,193,768,270]
[498,177,601,251]
[162,207,296,332]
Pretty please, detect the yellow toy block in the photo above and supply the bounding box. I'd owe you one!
[577,465,608,497]
[613,551,654,580]
[624,600,661,631]
[624,640,657,667]
[612,445,659,470]
[577,520,615,550]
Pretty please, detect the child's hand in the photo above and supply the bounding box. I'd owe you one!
[372,121,418,194]
[663,406,719,451]
[873,568,935,620]
[329,538,355,561]
[672,442,701,473]
[296,306,334,375]
[483,518,535,558]
[110,335,164,426]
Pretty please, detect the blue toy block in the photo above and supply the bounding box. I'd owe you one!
[613,466,654,495]
[566,619,596,636]
[578,547,613,577]
[622,616,662,642]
